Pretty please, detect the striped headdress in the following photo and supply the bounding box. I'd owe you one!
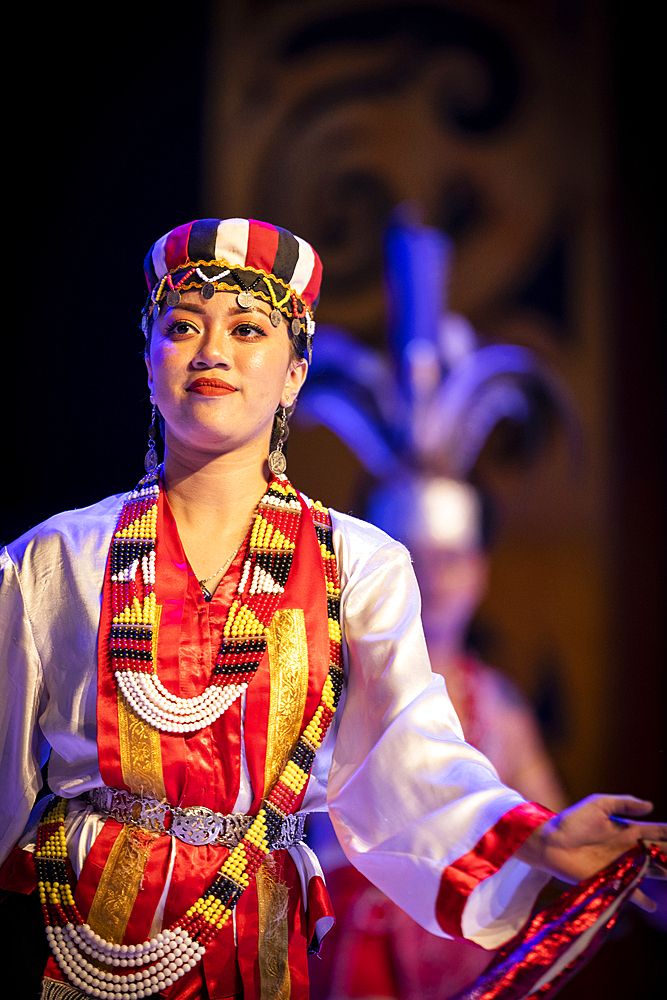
[142,219,322,354]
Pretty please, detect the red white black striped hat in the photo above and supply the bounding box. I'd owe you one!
[143,218,322,319]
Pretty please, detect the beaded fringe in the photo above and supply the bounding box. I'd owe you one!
[41,979,88,1000]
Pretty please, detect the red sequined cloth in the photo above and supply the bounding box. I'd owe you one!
[453,843,667,1000]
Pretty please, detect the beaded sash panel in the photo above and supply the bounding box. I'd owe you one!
[108,468,303,734]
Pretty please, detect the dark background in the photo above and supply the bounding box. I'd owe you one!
[3,3,665,996]
[5,4,664,544]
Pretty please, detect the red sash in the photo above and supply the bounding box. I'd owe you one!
[78,488,332,998]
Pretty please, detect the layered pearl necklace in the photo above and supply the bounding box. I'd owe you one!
[108,468,303,734]
[37,500,344,999]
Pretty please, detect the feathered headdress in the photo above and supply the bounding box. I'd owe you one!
[297,212,578,501]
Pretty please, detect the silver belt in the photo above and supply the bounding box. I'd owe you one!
[87,786,306,850]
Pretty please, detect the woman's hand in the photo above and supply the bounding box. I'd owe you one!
[515,794,667,910]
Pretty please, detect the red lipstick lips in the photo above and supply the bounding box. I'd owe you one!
[187,378,237,396]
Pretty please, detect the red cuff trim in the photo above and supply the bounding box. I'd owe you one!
[436,801,554,937]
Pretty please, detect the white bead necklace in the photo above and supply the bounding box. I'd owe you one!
[108,470,303,735]
[46,922,205,997]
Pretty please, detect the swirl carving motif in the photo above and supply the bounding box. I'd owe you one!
[208,2,546,330]
[256,3,521,306]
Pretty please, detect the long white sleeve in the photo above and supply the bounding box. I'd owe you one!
[0,548,49,864]
[0,494,123,867]
[325,509,550,947]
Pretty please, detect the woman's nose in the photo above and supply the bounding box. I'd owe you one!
[192,328,232,369]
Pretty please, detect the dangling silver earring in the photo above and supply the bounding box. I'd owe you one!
[268,405,289,475]
[145,403,159,473]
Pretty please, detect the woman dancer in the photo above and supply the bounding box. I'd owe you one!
[1,218,664,1000]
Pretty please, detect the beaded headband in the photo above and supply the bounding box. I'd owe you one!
[142,218,322,359]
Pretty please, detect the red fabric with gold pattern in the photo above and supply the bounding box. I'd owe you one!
[235,850,311,1000]
[244,495,331,813]
[87,486,332,998]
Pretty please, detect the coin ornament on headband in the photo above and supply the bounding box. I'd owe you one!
[141,219,323,366]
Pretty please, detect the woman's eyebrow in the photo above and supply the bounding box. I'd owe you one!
[229,304,271,318]
[165,302,271,319]
[165,301,207,315]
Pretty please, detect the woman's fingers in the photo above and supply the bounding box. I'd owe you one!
[575,795,667,846]
[629,824,667,841]
[516,794,667,883]
[609,821,667,844]
[606,795,654,818]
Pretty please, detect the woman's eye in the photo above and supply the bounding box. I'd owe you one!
[165,320,198,337]
[234,323,266,339]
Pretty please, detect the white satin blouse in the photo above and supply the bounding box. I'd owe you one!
[0,491,549,949]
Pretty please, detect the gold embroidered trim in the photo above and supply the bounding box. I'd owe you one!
[167,256,308,301]
[117,605,166,801]
[256,861,291,1000]
[264,609,309,796]
[86,825,159,943]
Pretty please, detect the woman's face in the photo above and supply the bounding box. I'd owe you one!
[145,290,307,461]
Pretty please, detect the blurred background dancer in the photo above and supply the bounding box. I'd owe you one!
[302,216,568,999]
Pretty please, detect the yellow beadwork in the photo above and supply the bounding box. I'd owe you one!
[229,604,265,637]
[281,761,308,794]
[222,599,241,637]
[321,676,336,710]
[261,275,283,311]
[328,619,342,642]
[115,508,158,540]
[303,706,325,748]
[113,592,156,627]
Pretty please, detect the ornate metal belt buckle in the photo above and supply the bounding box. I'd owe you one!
[171,805,221,846]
